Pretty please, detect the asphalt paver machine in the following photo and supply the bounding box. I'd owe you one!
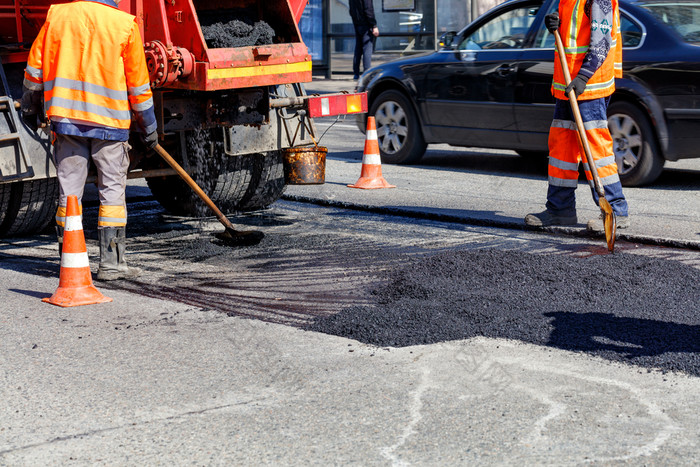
[0,0,366,236]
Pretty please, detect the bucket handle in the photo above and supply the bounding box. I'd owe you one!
[279,108,320,149]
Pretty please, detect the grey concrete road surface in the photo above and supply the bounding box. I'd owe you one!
[1,193,699,465]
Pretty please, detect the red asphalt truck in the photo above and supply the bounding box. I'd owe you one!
[0,0,366,236]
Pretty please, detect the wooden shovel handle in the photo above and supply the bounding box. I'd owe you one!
[153,143,236,231]
[553,30,606,198]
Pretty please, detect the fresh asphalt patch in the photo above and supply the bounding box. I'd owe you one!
[65,198,700,377]
[309,249,700,376]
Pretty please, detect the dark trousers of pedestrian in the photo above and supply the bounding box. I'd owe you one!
[353,24,375,79]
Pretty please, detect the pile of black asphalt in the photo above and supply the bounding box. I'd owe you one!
[201,20,275,48]
[309,249,700,376]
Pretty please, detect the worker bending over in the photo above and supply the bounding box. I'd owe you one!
[525,0,629,230]
[21,0,158,280]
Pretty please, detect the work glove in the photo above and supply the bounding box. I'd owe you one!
[20,89,42,132]
[565,73,589,98]
[21,110,39,132]
[544,12,560,34]
[142,130,159,149]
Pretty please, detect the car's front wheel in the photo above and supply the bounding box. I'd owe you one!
[608,101,664,186]
[369,90,427,164]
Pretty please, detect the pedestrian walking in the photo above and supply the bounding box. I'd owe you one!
[21,0,158,280]
[349,0,379,80]
[525,0,629,230]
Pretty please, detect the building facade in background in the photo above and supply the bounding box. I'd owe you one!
[300,0,502,75]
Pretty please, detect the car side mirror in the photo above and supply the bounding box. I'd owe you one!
[439,31,457,49]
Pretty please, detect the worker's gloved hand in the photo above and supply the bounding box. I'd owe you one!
[565,73,589,98]
[20,90,41,132]
[544,12,560,34]
[21,110,39,132]
[142,131,158,149]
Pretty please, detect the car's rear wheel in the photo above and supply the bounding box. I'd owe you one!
[608,101,664,186]
[369,90,426,164]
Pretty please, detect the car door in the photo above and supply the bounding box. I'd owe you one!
[512,0,557,151]
[423,1,541,148]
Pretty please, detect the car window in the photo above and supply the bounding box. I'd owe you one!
[620,14,643,47]
[640,2,700,43]
[533,2,644,48]
[533,1,558,49]
[458,5,540,50]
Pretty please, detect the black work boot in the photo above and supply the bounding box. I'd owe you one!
[96,227,142,281]
[587,211,630,232]
[56,225,64,258]
[524,209,577,227]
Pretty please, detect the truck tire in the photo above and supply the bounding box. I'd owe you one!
[0,183,11,228]
[237,150,286,211]
[146,128,284,216]
[0,178,59,237]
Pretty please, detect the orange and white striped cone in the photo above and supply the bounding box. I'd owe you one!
[43,195,112,307]
[348,116,396,189]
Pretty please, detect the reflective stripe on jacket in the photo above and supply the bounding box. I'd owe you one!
[24,0,156,140]
[552,0,622,100]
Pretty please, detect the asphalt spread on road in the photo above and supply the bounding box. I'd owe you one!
[83,198,699,377]
[309,249,700,376]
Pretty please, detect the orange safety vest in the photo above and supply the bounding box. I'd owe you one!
[23,1,154,133]
[552,0,623,100]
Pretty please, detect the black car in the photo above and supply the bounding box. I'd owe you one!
[356,0,700,186]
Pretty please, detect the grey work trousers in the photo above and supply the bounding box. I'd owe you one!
[54,134,130,224]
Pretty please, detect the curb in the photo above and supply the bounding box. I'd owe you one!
[282,194,700,252]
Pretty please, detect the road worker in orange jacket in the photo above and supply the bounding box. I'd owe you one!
[21,0,157,281]
[525,0,629,231]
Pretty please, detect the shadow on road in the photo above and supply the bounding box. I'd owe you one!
[329,148,550,181]
[420,148,549,177]
[0,241,59,277]
[9,288,52,299]
[644,167,700,192]
[546,311,700,360]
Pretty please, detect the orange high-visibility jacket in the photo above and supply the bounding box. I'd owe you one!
[23,0,156,139]
[552,0,623,100]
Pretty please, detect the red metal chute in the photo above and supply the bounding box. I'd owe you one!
[1,0,312,88]
[288,0,309,24]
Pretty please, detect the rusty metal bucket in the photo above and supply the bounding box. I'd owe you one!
[282,146,327,185]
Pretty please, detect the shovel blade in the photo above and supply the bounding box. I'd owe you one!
[600,198,617,253]
[215,227,265,247]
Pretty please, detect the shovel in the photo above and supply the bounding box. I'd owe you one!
[153,144,264,246]
[553,30,616,252]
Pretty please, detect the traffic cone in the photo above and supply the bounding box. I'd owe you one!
[43,195,112,307]
[348,116,396,189]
